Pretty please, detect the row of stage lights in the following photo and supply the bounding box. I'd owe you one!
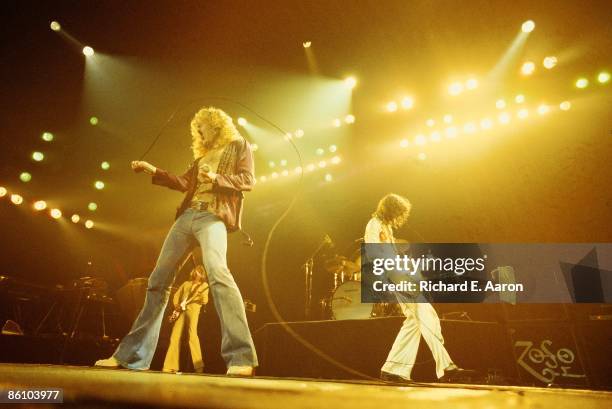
[258,155,342,184]
[0,187,95,229]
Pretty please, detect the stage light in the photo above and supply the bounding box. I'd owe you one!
[345,114,355,124]
[42,131,54,142]
[332,118,341,127]
[426,119,435,127]
[401,96,414,109]
[414,134,427,146]
[521,20,535,33]
[515,94,525,104]
[445,127,458,138]
[344,76,357,89]
[465,78,478,90]
[237,117,247,126]
[303,41,311,48]
[324,173,333,182]
[329,145,337,153]
[316,148,325,156]
[94,181,105,190]
[318,161,327,168]
[88,202,98,211]
[85,220,94,229]
[443,114,453,124]
[280,159,287,167]
[463,123,477,133]
[480,118,493,130]
[430,131,441,142]
[294,167,302,174]
[575,78,588,89]
[33,200,47,211]
[521,61,535,76]
[330,156,341,164]
[386,101,398,112]
[32,151,44,162]
[496,99,507,109]
[448,82,463,96]
[543,56,557,69]
[537,104,550,115]
[598,71,610,84]
[399,139,409,148]
[71,214,80,223]
[50,21,61,31]
[498,112,511,124]
[306,164,316,172]
[82,46,95,57]
[11,194,23,205]
[295,129,304,138]
[417,152,427,161]
[20,172,32,183]
[50,208,62,219]
[281,170,289,177]
[271,172,279,179]
[517,108,529,119]
[268,161,275,168]
[0,187,6,197]
[89,116,98,125]
[559,101,571,111]
[100,161,110,170]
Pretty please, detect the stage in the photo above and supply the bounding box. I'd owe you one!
[0,364,610,409]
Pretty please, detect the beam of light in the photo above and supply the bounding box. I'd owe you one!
[303,41,319,74]
[20,172,32,183]
[575,78,589,89]
[543,56,557,69]
[88,202,98,211]
[85,220,94,229]
[559,101,571,111]
[33,200,47,211]
[386,101,398,112]
[71,214,80,223]
[50,208,62,219]
[82,46,95,57]
[521,20,535,33]
[303,41,311,48]
[520,61,535,76]
[11,194,23,205]
[237,117,247,126]
[0,187,7,197]
[401,96,414,109]
[42,131,54,142]
[50,21,61,31]
[32,151,44,162]
[598,71,610,84]
[489,24,532,82]
[344,76,357,89]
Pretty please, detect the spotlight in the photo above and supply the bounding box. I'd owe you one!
[295,129,304,138]
[448,82,463,96]
[71,214,80,223]
[575,78,589,89]
[417,152,427,161]
[251,144,258,152]
[344,76,357,89]
[559,101,571,111]
[496,99,507,109]
[515,94,525,104]
[303,41,311,48]
[32,151,44,162]
[237,117,247,126]
[521,61,535,76]
[11,194,23,205]
[480,118,493,130]
[329,145,337,153]
[543,56,557,69]
[598,71,610,84]
[498,112,511,124]
[281,170,289,177]
[50,21,61,31]
[316,148,325,156]
[20,172,32,183]
[33,200,47,211]
[401,96,414,109]
[85,220,94,229]
[537,104,550,115]
[101,161,110,170]
[82,46,95,57]
[50,208,62,219]
[324,174,333,182]
[94,181,105,190]
[344,114,355,124]
[330,156,341,164]
[414,134,427,145]
[318,161,327,168]
[425,119,435,127]
[521,20,535,33]
[332,118,342,127]
[268,161,275,168]
[517,108,529,119]
[0,187,7,197]
[386,101,398,112]
[89,116,99,125]
[443,114,453,124]
[430,131,441,142]
[88,202,98,211]
[463,123,477,133]
[465,78,478,90]
[42,132,54,142]
[399,139,410,148]
[280,159,287,167]
[445,127,458,138]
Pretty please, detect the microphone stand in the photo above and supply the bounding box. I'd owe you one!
[303,235,331,319]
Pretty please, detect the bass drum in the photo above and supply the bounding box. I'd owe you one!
[331,281,373,320]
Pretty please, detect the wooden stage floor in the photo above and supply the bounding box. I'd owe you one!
[0,364,610,409]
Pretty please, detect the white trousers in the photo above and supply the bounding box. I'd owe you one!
[381,302,453,379]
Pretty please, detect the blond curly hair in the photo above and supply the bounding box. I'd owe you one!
[190,107,241,159]
[374,193,412,229]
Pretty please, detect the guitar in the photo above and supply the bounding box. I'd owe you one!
[168,283,208,323]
